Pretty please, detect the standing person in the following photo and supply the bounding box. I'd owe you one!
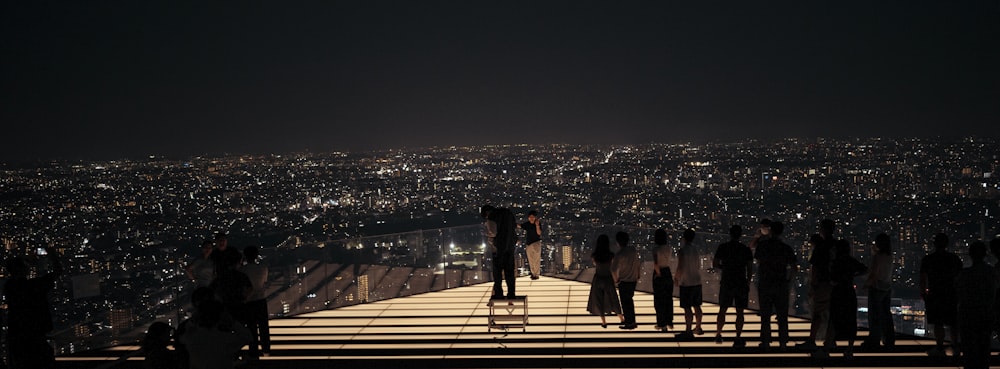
[754,221,798,351]
[955,241,995,369]
[587,234,624,328]
[242,246,270,359]
[862,233,895,350]
[797,219,838,352]
[211,247,252,326]
[4,246,63,369]
[824,239,868,359]
[674,228,703,340]
[612,231,640,330]
[186,240,215,287]
[519,210,544,280]
[920,233,963,357]
[490,206,518,298]
[652,229,674,332]
[713,225,753,347]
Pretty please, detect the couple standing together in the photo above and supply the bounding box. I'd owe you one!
[481,205,544,299]
[586,231,643,330]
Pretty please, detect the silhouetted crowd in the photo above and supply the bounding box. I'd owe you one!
[168,233,270,369]
[575,218,1000,369]
[0,233,271,369]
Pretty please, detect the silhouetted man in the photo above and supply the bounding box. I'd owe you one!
[242,246,270,359]
[612,231,639,330]
[920,233,962,357]
[490,206,517,298]
[754,221,797,351]
[713,225,753,347]
[956,241,994,369]
[4,246,63,369]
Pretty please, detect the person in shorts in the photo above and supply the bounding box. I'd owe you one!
[674,228,703,340]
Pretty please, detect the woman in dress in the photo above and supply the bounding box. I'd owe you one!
[828,239,868,358]
[587,234,624,328]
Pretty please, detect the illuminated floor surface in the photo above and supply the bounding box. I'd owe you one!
[58,276,974,368]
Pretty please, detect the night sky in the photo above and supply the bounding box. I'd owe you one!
[2,1,998,161]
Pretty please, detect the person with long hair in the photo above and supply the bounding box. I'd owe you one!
[587,235,623,328]
[862,233,895,350]
[652,229,674,332]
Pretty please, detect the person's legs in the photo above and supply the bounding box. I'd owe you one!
[679,285,693,332]
[758,283,775,348]
[970,309,993,368]
[776,283,791,348]
[492,253,504,297]
[653,274,668,328]
[734,285,748,339]
[735,308,745,338]
[526,241,541,278]
[502,252,516,297]
[247,306,261,357]
[693,286,704,334]
[254,298,271,354]
[802,283,830,348]
[879,289,894,347]
[864,288,884,347]
[694,306,704,333]
[663,272,673,329]
[683,307,693,332]
[716,303,729,339]
[619,281,637,327]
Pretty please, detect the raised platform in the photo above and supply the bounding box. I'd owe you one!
[56,276,974,368]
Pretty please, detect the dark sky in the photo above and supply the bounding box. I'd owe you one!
[2,1,998,161]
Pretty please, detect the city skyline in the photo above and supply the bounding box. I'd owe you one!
[3,2,999,161]
[1,137,997,353]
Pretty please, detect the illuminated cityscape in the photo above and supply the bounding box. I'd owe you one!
[1,137,998,355]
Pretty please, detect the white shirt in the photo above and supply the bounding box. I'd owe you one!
[677,242,702,287]
[242,262,268,301]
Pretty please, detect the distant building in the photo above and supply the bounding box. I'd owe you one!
[108,307,134,337]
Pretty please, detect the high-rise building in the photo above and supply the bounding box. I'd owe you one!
[358,273,370,303]
[108,307,134,337]
[561,245,573,271]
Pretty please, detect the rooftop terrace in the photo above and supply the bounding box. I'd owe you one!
[56,275,974,369]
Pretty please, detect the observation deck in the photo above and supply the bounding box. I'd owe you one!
[56,275,969,369]
[39,221,993,368]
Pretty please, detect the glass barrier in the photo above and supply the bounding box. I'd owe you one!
[11,220,967,356]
